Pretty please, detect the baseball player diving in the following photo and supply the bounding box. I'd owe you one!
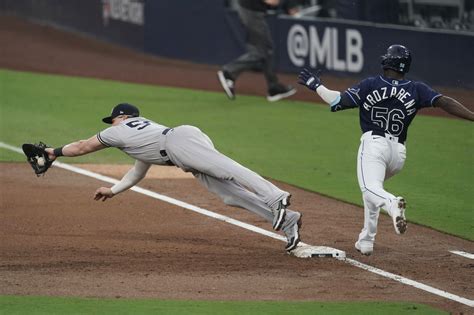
[37,103,302,252]
[298,44,473,255]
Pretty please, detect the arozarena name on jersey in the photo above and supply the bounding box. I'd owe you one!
[360,86,416,115]
[287,25,363,73]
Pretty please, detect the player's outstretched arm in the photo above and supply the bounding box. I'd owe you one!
[434,96,474,121]
[298,68,345,108]
[45,135,106,160]
[94,160,151,202]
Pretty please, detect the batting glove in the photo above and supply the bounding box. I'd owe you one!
[298,68,322,91]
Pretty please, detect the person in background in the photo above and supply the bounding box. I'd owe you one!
[218,0,297,102]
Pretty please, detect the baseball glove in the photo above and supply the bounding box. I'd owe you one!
[22,142,53,176]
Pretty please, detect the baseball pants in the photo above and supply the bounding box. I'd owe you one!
[356,131,406,247]
[163,125,289,221]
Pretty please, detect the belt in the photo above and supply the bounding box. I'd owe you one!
[160,128,174,166]
[371,130,404,144]
[162,128,173,135]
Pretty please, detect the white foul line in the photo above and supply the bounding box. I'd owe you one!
[1,141,473,308]
[450,251,474,260]
[0,142,286,244]
[345,258,473,307]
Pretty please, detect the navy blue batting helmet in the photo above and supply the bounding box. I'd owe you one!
[381,44,412,74]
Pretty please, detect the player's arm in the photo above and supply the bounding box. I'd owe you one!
[94,160,151,202]
[45,135,106,159]
[298,68,357,112]
[433,96,474,121]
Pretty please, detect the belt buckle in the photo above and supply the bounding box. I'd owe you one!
[386,134,398,142]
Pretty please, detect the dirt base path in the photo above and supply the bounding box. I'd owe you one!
[0,16,473,313]
[1,164,473,313]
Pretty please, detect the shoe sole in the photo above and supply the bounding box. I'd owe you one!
[266,88,296,102]
[394,198,407,234]
[217,71,235,100]
[273,195,291,231]
[285,214,302,252]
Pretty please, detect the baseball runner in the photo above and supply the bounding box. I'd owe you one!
[298,44,473,255]
[38,103,302,252]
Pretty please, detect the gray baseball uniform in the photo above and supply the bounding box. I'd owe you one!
[97,117,291,222]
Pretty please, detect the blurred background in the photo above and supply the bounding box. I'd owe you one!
[235,0,474,31]
[1,0,473,89]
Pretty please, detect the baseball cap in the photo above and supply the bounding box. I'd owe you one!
[102,103,140,124]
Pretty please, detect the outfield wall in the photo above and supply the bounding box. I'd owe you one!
[1,0,473,88]
[0,0,144,49]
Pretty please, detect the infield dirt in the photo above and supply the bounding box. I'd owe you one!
[0,16,473,313]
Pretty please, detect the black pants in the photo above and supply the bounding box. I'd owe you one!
[223,6,279,90]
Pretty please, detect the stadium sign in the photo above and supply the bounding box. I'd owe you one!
[287,24,364,73]
[102,0,145,26]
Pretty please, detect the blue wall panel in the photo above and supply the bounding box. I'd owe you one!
[144,1,245,64]
[277,17,473,87]
[2,0,473,88]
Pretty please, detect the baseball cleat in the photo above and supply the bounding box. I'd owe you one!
[355,241,373,256]
[217,70,235,100]
[392,197,407,234]
[272,194,291,231]
[267,84,296,102]
[283,211,302,252]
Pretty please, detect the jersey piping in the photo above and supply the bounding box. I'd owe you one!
[96,133,111,147]
[379,76,412,86]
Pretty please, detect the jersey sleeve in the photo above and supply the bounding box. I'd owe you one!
[97,126,124,148]
[415,82,442,109]
[331,78,372,112]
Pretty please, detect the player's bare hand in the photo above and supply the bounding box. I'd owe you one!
[94,187,114,202]
[44,148,57,161]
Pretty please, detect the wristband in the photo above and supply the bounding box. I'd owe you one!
[53,147,64,157]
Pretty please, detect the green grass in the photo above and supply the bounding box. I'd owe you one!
[0,69,472,239]
[0,296,446,315]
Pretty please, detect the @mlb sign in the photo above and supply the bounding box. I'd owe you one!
[287,24,364,73]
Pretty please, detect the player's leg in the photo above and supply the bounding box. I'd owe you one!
[385,142,406,180]
[357,137,396,209]
[166,126,290,215]
[384,142,408,234]
[194,173,279,222]
[355,136,394,253]
[356,136,384,254]
[194,173,302,251]
[355,199,380,255]
[357,135,407,239]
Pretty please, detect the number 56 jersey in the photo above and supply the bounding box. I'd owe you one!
[335,76,442,143]
[97,117,171,165]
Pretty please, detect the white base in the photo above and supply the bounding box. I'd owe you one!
[289,244,346,260]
